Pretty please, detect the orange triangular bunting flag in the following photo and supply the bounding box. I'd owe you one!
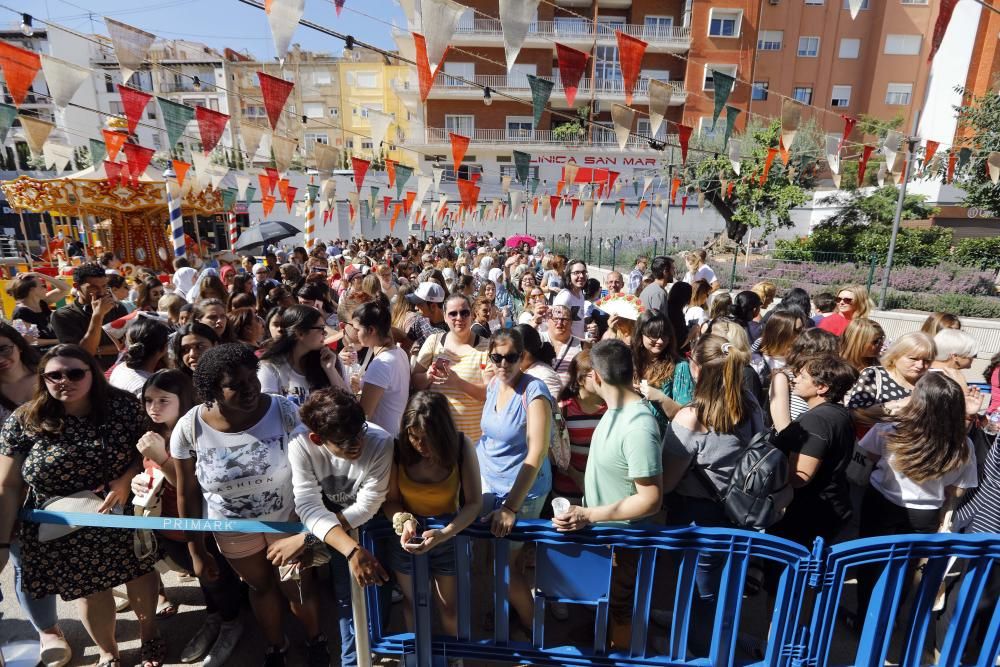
[637,199,648,218]
[0,41,41,108]
[405,190,417,215]
[450,133,470,174]
[284,186,297,212]
[413,32,450,102]
[103,129,127,161]
[386,159,397,188]
[779,137,790,166]
[172,160,190,187]
[262,193,276,216]
[762,147,779,184]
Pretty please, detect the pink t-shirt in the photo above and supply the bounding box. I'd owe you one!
[989,367,1000,414]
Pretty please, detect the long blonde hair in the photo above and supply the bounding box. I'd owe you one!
[838,284,874,319]
[689,334,752,433]
[840,318,884,371]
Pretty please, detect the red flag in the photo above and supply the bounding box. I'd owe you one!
[617,198,626,214]
[283,186,297,212]
[929,0,959,62]
[262,193,276,216]
[570,197,579,220]
[385,159,397,188]
[615,31,648,106]
[117,84,152,135]
[118,160,132,187]
[761,147,779,184]
[532,197,539,214]
[103,129,127,161]
[470,184,481,207]
[947,152,958,183]
[555,43,589,107]
[677,125,693,165]
[450,133,470,175]
[334,0,346,17]
[351,156,371,192]
[390,203,402,232]
[924,140,940,171]
[264,167,279,194]
[404,191,416,215]
[637,199,648,218]
[549,195,560,219]
[607,170,620,192]
[0,41,41,107]
[104,160,122,186]
[457,178,475,208]
[857,145,875,185]
[681,195,688,215]
[172,160,190,187]
[726,182,735,198]
[670,177,680,204]
[122,143,155,182]
[413,32,450,102]
[257,72,295,131]
[383,195,392,215]
[195,106,230,154]
[839,115,857,151]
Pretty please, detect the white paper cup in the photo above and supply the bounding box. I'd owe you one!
[551,497,571,516]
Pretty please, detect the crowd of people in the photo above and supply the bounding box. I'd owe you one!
[0,233,998,667]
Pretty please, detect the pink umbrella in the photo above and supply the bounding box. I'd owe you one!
[506,234,537,249]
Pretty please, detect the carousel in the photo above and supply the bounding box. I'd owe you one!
[0,118,224,272]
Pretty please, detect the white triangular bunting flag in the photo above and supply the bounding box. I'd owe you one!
[647,80,671,138]
[39,55,91,109]
[235,173,251,200]
[366,109,394,153]
[420,0,467,71]
[642,176,654,196]
[436,193,448,218]
[499,0,542,73]
[314,143,339,173]
[583,198,595,224]
[18,116,54,156]
[43,141,74,172]
[510,190,522,214]
[433,166,444,190]
[826,134,841,175]
[877,162,887,187]
[104,17,156,84]
[832,172,842,189]
[415,175,433,211]
[883,130,903,173]
[611,104,635,151]
[191,152,212,189]
[728,137,741,176]
[989,152,1000,185]
[847,0,865,19]
[209,164,229,190]
[271,135,297,175]
[267,0,305,65]
[241,122,269,161]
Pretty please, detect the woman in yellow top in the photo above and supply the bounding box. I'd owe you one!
[411,294,490,441]
[382,391,482,636]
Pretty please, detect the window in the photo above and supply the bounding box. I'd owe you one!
[805,0,824,4]
[109,100,124,116]
[643,16,674,38]
[884,34,921,55]
[104,73,115,93]
[792,86,813,104]
[757,30,783,50]
[313,70,332,85]
[245,105,266,118]
[361,141,373,150]
[303,102,324,119]
[329,107,339,117]
[831,85,852,107]
[797,36,820,57]
[500,164,539,181]
[510,64,537,88]
[844,0,869,8]
[355,72,378,88]
[885,82,912,105]
[304,132,328,150]
[703,64,738,90]
[147,106,157,120]
[594,46,621,85]
[708,8,742,37]
[443,164,482,182]
[444,114,474,136]
[443,62,474,87]
[506,116,534,140]
[839,38,860,58]
[698,116,722,141]
[153,133,162,149]
[901,0,928,4]
[752,81,769,100]
[346,140,354,149]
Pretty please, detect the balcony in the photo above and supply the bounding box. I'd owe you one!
[449,18,690,52]
[428,74,686,106]
[422,126,675,151]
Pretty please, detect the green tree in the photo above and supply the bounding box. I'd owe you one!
[691,119,809,241]
[856,113,904,141]
[954,86,1000,215]
[953,237,1000,274]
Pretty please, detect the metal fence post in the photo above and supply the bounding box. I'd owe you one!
[867,255,878,294]
[653,240,658,258]
[728,249,739,290]
[611,239,618,272]
[350,529,374,667]
[598,238,603,267]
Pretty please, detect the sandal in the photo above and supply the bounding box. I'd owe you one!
[96,658,121,667]
[155,598,178,619]
[137,636,167,667]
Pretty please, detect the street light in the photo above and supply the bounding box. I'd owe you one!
[20,13,33,36]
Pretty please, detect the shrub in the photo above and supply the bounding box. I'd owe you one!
[882,291,1000,319]
[953,237,1000,273]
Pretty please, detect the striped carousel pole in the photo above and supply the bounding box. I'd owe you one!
[304,177,316,251]
[164,169,185,258]
[227,210,238,250]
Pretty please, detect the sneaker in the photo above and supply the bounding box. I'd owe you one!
[391,585,404,603]
[203,619,243,667]
[304,634,331,667]
[550,601,570,621]
[263,643,287,667]
[180,613,221,663]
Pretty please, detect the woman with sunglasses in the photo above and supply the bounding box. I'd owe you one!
[542,304,584,387]
[818,284,873,337]
[8,271,70,347]
[632,310,694,430]
[0,344,163,667]
[478,327,553,633]
[517,286,550,332]
[172,344,327,667]
[412,293,489,442]
[259,305,349,402]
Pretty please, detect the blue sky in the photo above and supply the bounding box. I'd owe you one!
[10,0,406,56]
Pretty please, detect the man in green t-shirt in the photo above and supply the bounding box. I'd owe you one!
[552,339,662,649]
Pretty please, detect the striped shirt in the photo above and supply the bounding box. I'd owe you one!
[543,334,584,388]
[553,397,607,496]
[955,433,1000,534]
[415,331,489,442]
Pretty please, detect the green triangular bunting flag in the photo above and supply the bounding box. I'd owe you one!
[723,105,742,148]
[244,184,257,204]
[958,147,972,171]
[0,104,17,144]
[711,71,735,131]
[513,150,531,184]
[530,177,540,195]
[221,187,238,211]
[157,97,196,149]
[369,185,379,211]
[307,183,320,201]
[89,137,107,165]
[527,75,554,129]
[395,165,414,199]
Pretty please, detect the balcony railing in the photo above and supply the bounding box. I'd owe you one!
[452,18,690,46]
[436,73,686,101]
[424,126,674,150]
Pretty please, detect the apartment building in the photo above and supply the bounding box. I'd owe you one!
[338,50,416,167]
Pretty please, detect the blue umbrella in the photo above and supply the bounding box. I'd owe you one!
[233,220,301,253]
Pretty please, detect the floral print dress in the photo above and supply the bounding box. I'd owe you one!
[0,391,157,600]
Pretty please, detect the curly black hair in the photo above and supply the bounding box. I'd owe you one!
[72,262,107,285]
[193,343,259,407]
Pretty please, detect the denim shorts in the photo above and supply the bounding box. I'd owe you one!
[385,532,458,576]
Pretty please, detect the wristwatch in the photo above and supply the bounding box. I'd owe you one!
[303,533,322,549]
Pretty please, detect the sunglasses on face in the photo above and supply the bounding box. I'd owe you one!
[489,352,521,365]
[447,309,471,319]
[836,296,854,304]
[42,368,90,383]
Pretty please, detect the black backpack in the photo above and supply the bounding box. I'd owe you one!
[691,429,793,531]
